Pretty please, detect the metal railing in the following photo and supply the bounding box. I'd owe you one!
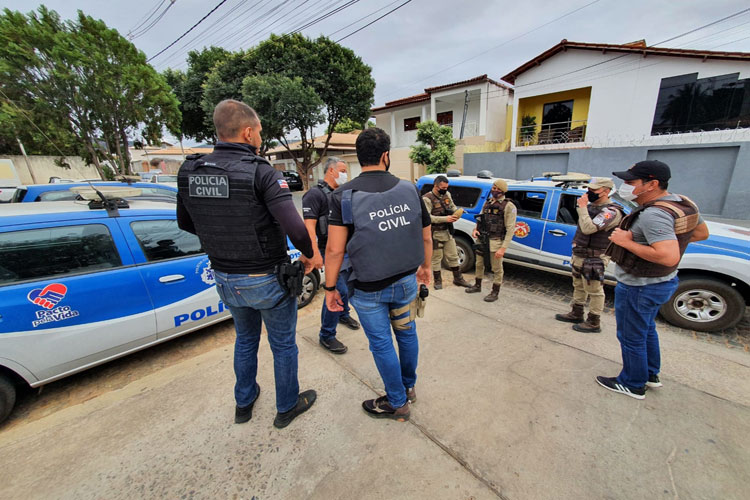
[516,119,587,146]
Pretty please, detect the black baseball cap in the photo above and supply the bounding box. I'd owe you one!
[613,160,671,182]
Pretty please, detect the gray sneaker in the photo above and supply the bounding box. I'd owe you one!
[406,386,417,403]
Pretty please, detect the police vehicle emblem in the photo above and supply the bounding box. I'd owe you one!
[189,175,229,198]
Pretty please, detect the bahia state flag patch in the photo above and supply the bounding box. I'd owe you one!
[277,179,289,189]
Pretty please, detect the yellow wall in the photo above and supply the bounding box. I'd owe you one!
[517,87,592,136]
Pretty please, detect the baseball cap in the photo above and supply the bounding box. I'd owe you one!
[586,177,615,190]
[492,179,508,191]
[612,160,671,182]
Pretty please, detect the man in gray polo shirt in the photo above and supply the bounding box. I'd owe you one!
[597,160,708,400]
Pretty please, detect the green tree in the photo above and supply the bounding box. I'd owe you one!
[0,7,180,176]
[409,120,457,174]
[164,46,229,143]
[330,117,375,133]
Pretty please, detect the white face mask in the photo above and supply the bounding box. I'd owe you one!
[618,183,637,201]
[336,171,348,185]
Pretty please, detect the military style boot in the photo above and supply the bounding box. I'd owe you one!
[451,266,470,287]
[483,283,500,302]
[555,304,585,324]
[573,313,601,333]
[433,271,443,290]
[465,278,482,293]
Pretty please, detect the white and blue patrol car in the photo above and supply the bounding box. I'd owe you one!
[0,196,319,423]
[417,173,750,334]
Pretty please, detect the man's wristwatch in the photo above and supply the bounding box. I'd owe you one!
[322,284,337,292]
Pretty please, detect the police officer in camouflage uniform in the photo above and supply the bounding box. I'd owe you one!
[555,177,623,333]
[422,175,470,290]
[466,178,517,302]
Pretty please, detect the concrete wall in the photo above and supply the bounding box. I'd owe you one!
[510,50,750,149]
[464,141,750,219]
[0,155,101,185]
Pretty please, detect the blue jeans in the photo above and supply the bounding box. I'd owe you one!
[350,273,419,408]
[214,271,299,413]
[614,277,679,389]
[320,267,352,340]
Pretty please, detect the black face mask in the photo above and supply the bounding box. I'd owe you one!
[437,189,447,195]
[587,190,600,202]
[384,153,391,171]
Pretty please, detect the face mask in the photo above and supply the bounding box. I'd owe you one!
[491,190,503,198]
[437,188,447,195]
[336,171,348,185]
[587,190,600,202]
[384,152,391,171]
[618,183,637,201]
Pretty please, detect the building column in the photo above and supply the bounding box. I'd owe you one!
[479,84,488,137]
[390,112,396,144]
[430,96,437,122]
[421,104,427,123]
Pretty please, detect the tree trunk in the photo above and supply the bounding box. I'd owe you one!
[84,138,105,180]
[119,127,132,175]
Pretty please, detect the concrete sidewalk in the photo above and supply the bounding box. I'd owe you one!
[1,283,748,499]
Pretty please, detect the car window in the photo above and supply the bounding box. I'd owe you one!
[11,188,27,202]
[557,194,580,225]
[37,190,79,202]
[418,184,482,208]
[135,187,177,200]
[0,224,122,285]
[130,220,202,262]
[157,175,178,183]
[505,191,546,219]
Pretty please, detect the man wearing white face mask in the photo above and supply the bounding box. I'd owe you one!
[303,157,360,354]
[596,160,709,400]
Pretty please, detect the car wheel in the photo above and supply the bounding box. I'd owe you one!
[442,236,475,273]
[660,276,746,332]
[0,374,17,424]
[297,271,319,309]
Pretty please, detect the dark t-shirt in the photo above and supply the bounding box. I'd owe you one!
[301,180,333,252]
[329,170,431,291]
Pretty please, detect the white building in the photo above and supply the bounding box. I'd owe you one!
[371,75,513,179]
[501,40,750,151]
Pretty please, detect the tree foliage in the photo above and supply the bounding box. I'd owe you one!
[0,7,180,176]
[409,120,457,174]
[331,117,375,133]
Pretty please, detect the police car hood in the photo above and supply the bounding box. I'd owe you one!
[692,221,750,259]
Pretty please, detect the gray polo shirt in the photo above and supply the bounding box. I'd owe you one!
[615,194,702,286]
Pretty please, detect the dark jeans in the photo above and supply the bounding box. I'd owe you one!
[614,277,679,389]
[320,267,352,340]
[214,271,299,413]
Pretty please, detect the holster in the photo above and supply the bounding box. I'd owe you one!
[581,257,605,283]
[275,261,305,296]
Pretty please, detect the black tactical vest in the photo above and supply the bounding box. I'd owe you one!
[178,152,287,273]
[424,191,452,231]
[480,198,510,239]
[342,180,424,283]
[572,203,623,257]
[314,180,333,250]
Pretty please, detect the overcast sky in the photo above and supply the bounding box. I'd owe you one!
[4,0,750,144]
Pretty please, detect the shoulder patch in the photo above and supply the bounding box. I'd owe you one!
[277,179,289,189]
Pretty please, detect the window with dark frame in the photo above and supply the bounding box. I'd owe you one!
[131,220,203,262]
[419,184,482,209]
[437,111,453,127]
[404,117,420,131]
[504,191,546,219]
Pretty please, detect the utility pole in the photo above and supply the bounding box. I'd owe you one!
[16,137,39,184]
[459,90,470,140]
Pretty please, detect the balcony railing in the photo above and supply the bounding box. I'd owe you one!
[516,119,587,147]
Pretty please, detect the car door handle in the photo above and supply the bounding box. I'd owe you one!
[547,229,568,237]
[159,274,185,283]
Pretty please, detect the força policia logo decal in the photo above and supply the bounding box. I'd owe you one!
[195,258,216,285]
[27,283,80,328]
[514,221,531,238]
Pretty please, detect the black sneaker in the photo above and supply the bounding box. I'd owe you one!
[320,337,348,354]
[362,395,410,421]
[646,374,663,388]
[273,390,317,429]
[338,315,360,330]
[235,383,260,424]
[595,376,645,400]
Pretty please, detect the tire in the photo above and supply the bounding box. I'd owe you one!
[0,374,17,424]
[297,271,319,309]
[443,236,475,274]
[660,276,746,332]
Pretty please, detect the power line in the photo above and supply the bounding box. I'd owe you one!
[0,89,69,158]
[147,0,230,62]
[130,0,177,40]
[327,0,403,38]
[653,7,750,46]
[127,0,167,38]
[291,0,364,35]
[336,0,413,43]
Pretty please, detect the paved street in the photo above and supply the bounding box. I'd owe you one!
[1,273,748,500]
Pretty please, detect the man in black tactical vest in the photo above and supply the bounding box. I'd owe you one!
[595,160,709,400]
[177,99,319,428]
[423,175,471,290]
[324,128,433,422]
[466,178,517,302]
[555,177,623,333]
[302,157,360,355]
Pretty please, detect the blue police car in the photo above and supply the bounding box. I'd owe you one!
[417,173,750,333]
[11,181,178,203]
[0,194,319,423]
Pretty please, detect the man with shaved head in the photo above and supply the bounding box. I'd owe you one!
[177,99,319,429]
